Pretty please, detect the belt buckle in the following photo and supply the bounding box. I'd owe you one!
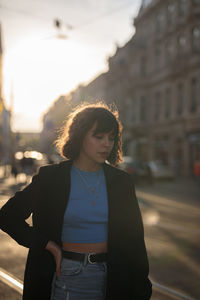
[88,253,96,264]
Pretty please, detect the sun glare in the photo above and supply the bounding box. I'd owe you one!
[3,35,107,131]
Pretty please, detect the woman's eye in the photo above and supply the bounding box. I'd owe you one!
[95,136,103,139]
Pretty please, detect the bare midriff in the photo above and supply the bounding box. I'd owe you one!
[62,241,108,253]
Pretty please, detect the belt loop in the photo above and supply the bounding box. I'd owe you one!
[83,253,88,266]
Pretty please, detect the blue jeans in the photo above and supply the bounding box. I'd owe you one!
[50,256,107,300]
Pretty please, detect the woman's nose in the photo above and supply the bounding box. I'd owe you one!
[103,137,112,147]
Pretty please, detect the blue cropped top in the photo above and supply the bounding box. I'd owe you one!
[61,165,108,243]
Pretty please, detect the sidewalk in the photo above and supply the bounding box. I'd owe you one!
[135,177,200,206]
[0,174,28,204]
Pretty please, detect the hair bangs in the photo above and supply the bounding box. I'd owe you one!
[93,113,118,137]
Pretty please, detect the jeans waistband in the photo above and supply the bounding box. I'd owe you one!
[62,249,107,264]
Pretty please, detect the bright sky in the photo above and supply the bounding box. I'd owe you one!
[0,0,141,132]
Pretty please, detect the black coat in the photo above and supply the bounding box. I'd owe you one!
[0,160,152,300]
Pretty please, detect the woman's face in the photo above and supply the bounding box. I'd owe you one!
[79,122,115,166]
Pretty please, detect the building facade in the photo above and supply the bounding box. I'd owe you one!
[125,0,200,176]
[43,0,200,176]
[0,24,12,165]
[104,0,200,176]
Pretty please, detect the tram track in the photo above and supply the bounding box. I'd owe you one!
[0,266,196,300]
[0,267,23,295]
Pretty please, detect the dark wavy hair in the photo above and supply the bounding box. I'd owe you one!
[55,102,123,166]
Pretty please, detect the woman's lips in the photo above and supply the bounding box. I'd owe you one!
[98,152,109,157]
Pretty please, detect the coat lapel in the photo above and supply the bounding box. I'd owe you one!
[103,163,120,254]
[51,160,73,243]
[57,159,73,207]
[103,163,117,205]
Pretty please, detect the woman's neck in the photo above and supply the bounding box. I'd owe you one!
[73,157,102,172]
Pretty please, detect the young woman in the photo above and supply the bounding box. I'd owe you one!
[0,103,152,300]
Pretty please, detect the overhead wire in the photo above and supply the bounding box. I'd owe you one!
[69,1,140,31]
[0,0,140,32]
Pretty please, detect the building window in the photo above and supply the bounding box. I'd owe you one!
[178,34,187,54]
[140,57,147,76]
[166,3,175,25]
[190,78,198,113]
[192,27,200,51]
[155,48,161,70]
[118,58,125,66]
[126,98,134,125]
[155,12,164,33]
[154,92,161,120]
[165,88,171,118]
[177,83,184,115]
[178,0,188,16]
[166,41,175,63]
[192,0,200,5]
[140,96,146,122]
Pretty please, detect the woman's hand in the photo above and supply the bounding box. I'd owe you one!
[45,241,62,276]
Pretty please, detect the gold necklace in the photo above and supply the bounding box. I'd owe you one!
[74,167,102,206]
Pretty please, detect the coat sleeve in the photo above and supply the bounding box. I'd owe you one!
[0,166,49,250]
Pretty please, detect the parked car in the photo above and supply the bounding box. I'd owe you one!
[148,160,174,179]
[118,156,152,183]
[15,151,48,175]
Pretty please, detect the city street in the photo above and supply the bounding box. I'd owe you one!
[0,173,200,299]
[1,0,200,299]
[137,178,200,300]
